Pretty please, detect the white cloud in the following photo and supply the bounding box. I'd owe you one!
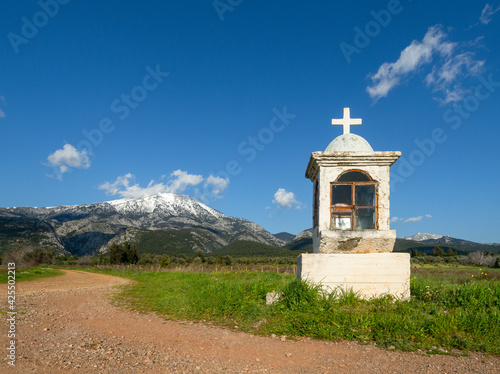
[480,4,500,24]
[425,52,484,103]
[367,25,452,102]
[168,170,204,194]
[367,25,484,104]
[404,216,424,223]
[403,214,432,223]
[98,173,135,197]
[0,96,5,118]
[203,175,230,199]
[272,188,303,209]
[46,143,90,179]
[392,214,432,224]
[98,170,226,201]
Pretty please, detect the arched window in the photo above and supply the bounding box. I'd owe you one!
[331,170,377,230]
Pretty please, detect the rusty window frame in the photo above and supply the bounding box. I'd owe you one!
[330,170,378,230]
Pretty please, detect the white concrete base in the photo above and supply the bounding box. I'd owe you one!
[297,253,410,300]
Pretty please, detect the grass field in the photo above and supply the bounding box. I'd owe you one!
[0,267,64,283]
[86,265,500,356]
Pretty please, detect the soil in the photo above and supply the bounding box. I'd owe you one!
[1,270,499,373]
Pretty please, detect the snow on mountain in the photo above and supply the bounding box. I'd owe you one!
[0,193,284,255]
[401,233,447,241]
[107,193,225,220]
[399,232,495,247]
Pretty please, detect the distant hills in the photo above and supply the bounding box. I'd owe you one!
[1,194,498,257]
[271,230,500,255]
[272,232,296,243]
[395,232,500,255]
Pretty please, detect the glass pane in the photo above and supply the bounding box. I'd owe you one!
[355,185,375,206]
[337,171,371,182]
[355,208,375,229]
[331,185,352,206]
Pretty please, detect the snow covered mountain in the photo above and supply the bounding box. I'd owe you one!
[400,232,482,246]
[401,233,446,242]
[0,193,284,256]
[397,232,500,254]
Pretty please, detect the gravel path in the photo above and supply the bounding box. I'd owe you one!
[1,270,499,373]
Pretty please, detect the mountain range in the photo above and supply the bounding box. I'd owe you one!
[1,194,498,257]
[0,193,284,256]
[396,233,500,254]
[401,232,483,246]
[277,230,500,254]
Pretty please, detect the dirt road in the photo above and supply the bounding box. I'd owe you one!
[1,270,498,373]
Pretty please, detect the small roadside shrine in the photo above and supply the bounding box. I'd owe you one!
[299,108,410,299]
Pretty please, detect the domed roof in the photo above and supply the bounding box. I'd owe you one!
[325,133,374,152]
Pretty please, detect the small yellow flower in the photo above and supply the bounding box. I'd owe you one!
[471,274,474,277]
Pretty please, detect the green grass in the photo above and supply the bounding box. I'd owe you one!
[85,266,500,356]
[0,267,64,283]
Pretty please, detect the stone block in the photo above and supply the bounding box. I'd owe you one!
[265,292,283,305]
[297,253,410,300]
[314,229,396,254]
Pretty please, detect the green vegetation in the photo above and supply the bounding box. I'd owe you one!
[409,246,499,268]
[212,240,295,257]
[133,228,218,256]
[109,242,139,264]
[281,237,313,252]
[394,239,500,256]
[89,266,500,355]
[0,267,63,283]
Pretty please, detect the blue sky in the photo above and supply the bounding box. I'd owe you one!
[1,1,499,243]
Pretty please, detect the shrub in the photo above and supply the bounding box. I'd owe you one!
[191,257,203,265]
[109,242,140,265]
[460,251,497,268]
[2,246,57,269]
[138,253,157,265]
[159,255,169,267]
[22,247,56,265]
[78,256,97,266]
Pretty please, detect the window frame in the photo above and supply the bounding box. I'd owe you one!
[330,170,378,230]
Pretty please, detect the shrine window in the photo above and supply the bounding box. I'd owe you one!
[331,170,377,230]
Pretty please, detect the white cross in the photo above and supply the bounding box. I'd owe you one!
[331,107,362,134]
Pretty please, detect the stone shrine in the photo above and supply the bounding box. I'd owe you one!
[298,108,411,299]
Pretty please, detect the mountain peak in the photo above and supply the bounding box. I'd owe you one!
[402,232,445,241]
[0,192,284,255]
[106,193,225,219]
